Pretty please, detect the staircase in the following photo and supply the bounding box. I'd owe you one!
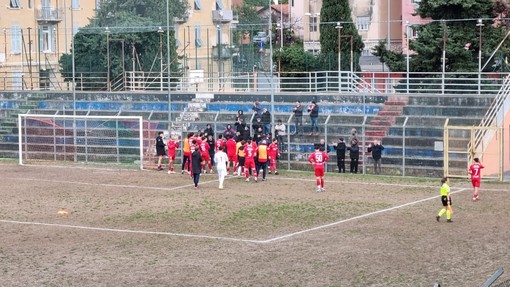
[365,96,408,142]
[0,93,49,156]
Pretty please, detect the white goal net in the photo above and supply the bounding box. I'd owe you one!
[18,114,144,169]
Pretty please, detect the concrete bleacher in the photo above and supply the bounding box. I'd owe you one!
[0,91,496,178]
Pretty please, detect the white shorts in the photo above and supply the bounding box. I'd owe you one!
[217,166,227,177]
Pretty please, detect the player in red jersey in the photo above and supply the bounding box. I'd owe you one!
[199,136,213,173]
[244,139,258,182]
[468,157,485,201]
[308,144,330,192]
[215,134,226,152]
[225,135,237,174]
[267,138,280,175]
[166,135,179,174]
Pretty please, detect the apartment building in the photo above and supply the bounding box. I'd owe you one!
[290,0,414,58]
[174,0,234,91]
[0,0,98,90]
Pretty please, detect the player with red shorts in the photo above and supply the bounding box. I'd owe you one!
[308,144,330,192]
[225,135,237,174]
[199,137,212,173]
[215,134,226,152]
[267,138,280,175]
[244,139,258,182]
[468,157,484,201]
[166,136,179,174]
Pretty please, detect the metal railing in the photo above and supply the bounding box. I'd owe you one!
[0,70,508,94]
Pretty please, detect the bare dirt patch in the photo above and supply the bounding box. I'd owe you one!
[0,163,509,286]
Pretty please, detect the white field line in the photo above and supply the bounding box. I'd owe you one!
[1,173,505,243]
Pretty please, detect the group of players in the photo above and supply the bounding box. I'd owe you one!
[156,131,283,184]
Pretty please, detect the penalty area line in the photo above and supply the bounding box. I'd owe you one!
[0,219,264,244]
[258,188,468,243]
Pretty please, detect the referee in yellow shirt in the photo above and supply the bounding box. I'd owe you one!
[436,177,453,223]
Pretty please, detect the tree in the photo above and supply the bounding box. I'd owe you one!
[319,0,364,71]
[59,0,187,90]
[374,0,505,74]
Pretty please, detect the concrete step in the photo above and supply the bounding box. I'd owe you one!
[369,120,394,126]
[365,130,387,138]
[377,110,401,116]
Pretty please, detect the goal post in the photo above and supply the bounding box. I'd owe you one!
[18,114,144,170]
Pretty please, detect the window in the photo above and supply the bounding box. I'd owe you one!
[41,0,50,8]
[72,0,80,10]
[73,24,79,36]
[310,16,318,32]
[10,25,22,54]
[39,25,56,53]
[28,0,32,8]
[215,0,224,10]
[194,25,202,48]
[406,25,418,39]
[194,0,201,11]
[10,0,21,9]
[357,16,370,31]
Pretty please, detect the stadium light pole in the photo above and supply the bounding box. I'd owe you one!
[158,26,164,91]
[335,23,342,92]
[166,0,172,126]
[106,27,110,91]
[441,20,446,95]
[406,21,410,94]
[268,0,275,129]
[477,19,484,95]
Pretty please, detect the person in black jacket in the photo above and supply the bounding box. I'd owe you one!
[333,137,347,173]
[252,117,263,133]
[261,109,272,134]
[204,123,214,138]
[347,138,360,174]
[307,101,319,135]
[190,144,203,189]
[292,101,304,135]
[155,131,166,170]
[368,140,384,174]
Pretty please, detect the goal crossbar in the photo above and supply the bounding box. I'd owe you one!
[18,114,144,170]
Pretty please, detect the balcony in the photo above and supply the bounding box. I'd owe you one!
[36,7,63,23]
[174,16,188,23]
[212,10,233,23]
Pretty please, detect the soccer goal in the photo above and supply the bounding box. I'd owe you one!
[18,114,144,169]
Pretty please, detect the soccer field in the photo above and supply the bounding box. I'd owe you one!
[0,163,509,286]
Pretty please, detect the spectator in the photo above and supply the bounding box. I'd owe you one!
[368,140,384,174]
[307,101,319,135]
[332,137,347,173]
[241,125,251,141]
[252,117,263,133]
[261,108,272,134]
[317,138,331,153]
[274,119,286,151]
[292,101,304,135]
[253,127,264,144]
[252,100,262,116]
[235,117,247,134]
[347,138,360,174]
[204,123,214,138]
[349,128,359,144]
[235,109,246,123]
[223,124,236,139]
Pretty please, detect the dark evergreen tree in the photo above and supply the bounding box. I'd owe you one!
[319,0,364,71]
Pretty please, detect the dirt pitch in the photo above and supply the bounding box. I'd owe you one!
[0,162,509,287]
